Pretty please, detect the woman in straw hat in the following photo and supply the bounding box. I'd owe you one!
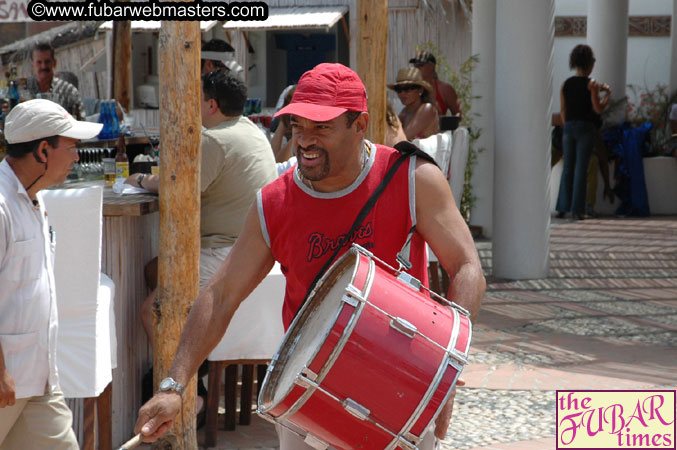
[388,67,440,140]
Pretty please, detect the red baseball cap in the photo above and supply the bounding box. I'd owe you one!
[274,63,368,122]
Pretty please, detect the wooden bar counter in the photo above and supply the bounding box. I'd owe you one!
[101,184,158,447]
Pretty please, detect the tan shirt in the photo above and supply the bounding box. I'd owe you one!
[200,117,277,248]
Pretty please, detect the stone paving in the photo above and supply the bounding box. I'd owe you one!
[194,216,677,450]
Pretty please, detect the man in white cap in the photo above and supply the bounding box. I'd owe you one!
[0,99,102,449]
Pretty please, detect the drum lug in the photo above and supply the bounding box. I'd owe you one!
[342,294,359,307]
[343,397,371,420]
[304,433,329,450]
[346,283,366,299]
[397,434,418,450]
[390,316,418,339]
[447,350,468,366]
[301,367,318,382]
[402,431,420,445]
[397,272,421,291]
[295,374,318,390]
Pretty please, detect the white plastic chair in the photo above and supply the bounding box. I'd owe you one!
[412,130,453,178]
[204,263,285,446]
[41,186,116,449]
[413,128,470,295]
[449,127,470,208]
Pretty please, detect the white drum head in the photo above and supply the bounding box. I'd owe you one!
[260,252,358,412]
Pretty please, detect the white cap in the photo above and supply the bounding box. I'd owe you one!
[201,50,234,62]
[4,99,103,144]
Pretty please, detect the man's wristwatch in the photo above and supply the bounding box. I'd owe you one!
[136,173,146,189]
[159,377,185,396]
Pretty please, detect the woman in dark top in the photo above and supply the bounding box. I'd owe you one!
[557,44,611,219]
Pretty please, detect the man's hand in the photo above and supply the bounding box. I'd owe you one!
[124,173,142,186]
[133,391,182,442]
[434,377,466,440]
[0,367,16,408]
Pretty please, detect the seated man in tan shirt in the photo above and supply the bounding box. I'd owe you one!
[125,71,277,419]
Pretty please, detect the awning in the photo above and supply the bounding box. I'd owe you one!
[0,21,100,58]
[223,6,348,31]
[99,21,218,32]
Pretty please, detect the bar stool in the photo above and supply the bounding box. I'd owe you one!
[205,263,285,447]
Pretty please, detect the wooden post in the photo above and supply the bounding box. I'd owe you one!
[154,22,202,449]
[357,0,388,144]
[112,21,132,110]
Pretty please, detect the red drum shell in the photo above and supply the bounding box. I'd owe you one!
[259,246,471,450]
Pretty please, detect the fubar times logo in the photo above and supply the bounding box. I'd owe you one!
[557,390,676,449]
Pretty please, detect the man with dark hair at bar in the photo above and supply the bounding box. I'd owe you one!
[0,99,102,449]
[125,70,276,424]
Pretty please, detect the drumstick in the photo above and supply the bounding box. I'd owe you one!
[116,433,143,450]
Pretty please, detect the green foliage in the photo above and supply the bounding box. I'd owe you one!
[415,43,482,223]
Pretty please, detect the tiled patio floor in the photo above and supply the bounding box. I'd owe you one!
[144,216,677,449]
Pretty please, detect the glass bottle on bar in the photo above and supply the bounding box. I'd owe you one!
[115,135,129,179]
[103,147,116,185]
[8,81,20,110]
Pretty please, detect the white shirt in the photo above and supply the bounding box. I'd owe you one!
[276,156,297,177]
[0,158,59,398]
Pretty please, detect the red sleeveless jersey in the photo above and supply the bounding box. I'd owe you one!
[257,142,428,329]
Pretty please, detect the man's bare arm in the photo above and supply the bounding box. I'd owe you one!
[134,204,275,440]
[169,207,274,386]
[125,173,160,193]
[414,160,485,439]
[415,160,485,321]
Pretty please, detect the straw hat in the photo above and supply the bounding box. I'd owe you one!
[387,67,433,96]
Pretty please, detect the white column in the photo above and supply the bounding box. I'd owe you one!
[587,0,628,120]
[469,0,496,238]
[670,0,677,94]
[493,0,553,279]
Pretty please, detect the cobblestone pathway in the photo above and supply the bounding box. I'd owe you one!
[443,217,677,450]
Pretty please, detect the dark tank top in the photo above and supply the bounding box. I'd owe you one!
[563,76,594,123]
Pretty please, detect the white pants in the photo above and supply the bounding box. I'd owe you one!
[199,246,232,290]
[0,387,78,450]
[277,422,438,450]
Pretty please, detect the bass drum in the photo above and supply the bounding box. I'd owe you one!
[258,244,471,450]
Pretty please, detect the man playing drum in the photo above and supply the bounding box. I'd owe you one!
[134,63,485,448]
